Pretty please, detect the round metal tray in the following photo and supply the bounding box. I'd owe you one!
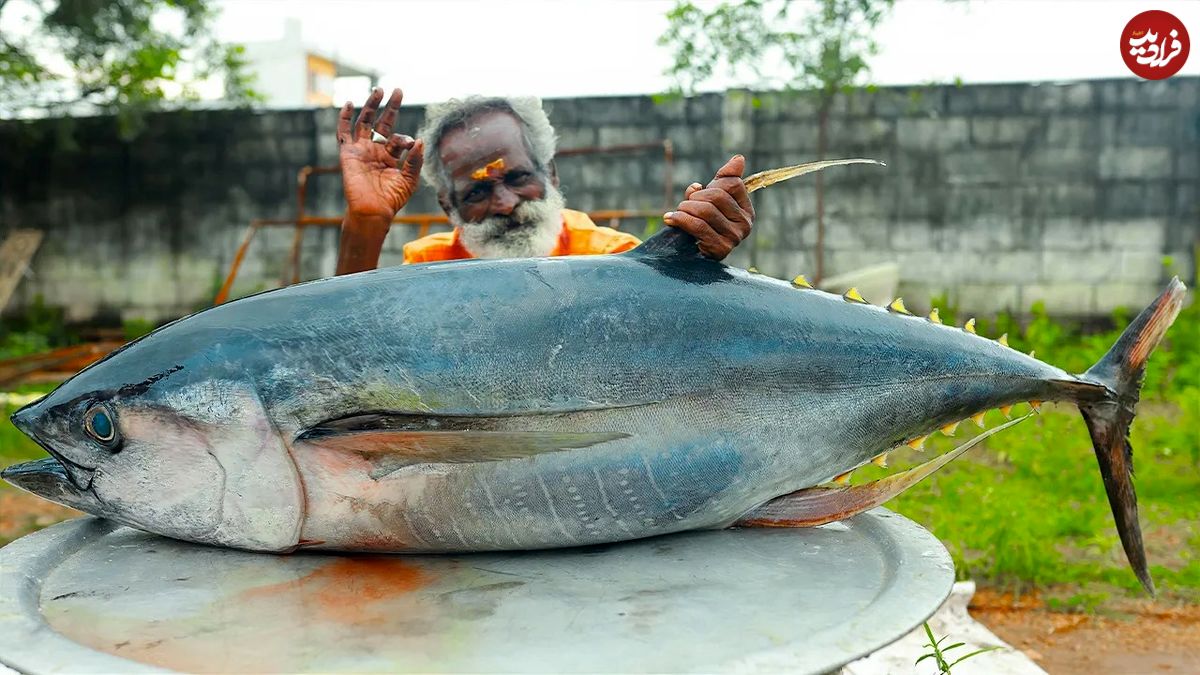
[0,508,953,674]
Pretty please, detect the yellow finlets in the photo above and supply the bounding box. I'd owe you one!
[999,404,1013,418]
[928,308,942,324]
[970,411,986,428]
[792,274,813,289]
[748,266,760,274]
[1029,400,1042,413]
[964,318,977,334]
[844,287,868,304]
[872,452,889,468]
[998,333,1010,347]
[833,470,853,485]
[941,421,960,436]
[907,434,928,450]
[1028,349,1036,359]
[888,298,912,315]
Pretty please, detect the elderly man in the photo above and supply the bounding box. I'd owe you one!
[334,88,754,275]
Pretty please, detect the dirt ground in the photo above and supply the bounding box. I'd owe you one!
[3,492,1198,673]
[0,491,78,546]
[971,589,1200,674]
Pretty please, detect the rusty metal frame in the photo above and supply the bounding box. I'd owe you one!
[215,140,676,305]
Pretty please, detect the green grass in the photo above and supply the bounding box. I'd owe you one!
[0,385,52,467]
[0,295,75,359]
[1,388,53,480]
[1,386,65,546]
[858,400,1199,602]
[0,331,51,360]
[859,295,1200,602]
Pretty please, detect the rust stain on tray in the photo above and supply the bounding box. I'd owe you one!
[45,557,433,673]
[242,557,428,623]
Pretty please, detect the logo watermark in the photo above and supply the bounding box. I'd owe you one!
[1122,10,1189,80]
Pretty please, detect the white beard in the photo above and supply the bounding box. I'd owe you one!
[453,184,565,259]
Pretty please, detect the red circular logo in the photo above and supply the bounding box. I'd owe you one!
[1122,10,1189,80]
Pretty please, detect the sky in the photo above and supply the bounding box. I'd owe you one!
[213,0,1200,104]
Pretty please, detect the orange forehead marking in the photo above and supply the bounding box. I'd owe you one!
[471,158,506,180]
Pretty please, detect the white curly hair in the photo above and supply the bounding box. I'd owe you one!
[418,96,558,196]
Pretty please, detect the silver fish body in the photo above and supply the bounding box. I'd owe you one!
[4,230,1185,593]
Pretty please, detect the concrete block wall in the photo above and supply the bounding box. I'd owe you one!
[1,78,1195,323]
[733,78,1198,318]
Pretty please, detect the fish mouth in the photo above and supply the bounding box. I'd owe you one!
[9,402,95,490]
[1,457,104,513]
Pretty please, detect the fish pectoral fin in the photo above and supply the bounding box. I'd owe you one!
[733,415,1030,529]
[296,429,629,474]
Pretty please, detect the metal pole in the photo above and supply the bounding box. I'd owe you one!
[214,221,263,305]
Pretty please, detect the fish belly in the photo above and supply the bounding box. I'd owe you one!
[289,392,887,552]
[294,432,791,553]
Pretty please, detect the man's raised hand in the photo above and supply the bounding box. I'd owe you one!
[337,87,425,221]
[664,155,755,261]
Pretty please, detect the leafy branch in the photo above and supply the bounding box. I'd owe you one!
[659,0,894,282]
[0,0,259,137]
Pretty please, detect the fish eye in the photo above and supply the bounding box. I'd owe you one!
[84,404,120,449]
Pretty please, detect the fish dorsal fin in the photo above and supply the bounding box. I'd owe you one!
[626,227,703,260]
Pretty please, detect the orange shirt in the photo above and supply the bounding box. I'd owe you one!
[402,209,641,264]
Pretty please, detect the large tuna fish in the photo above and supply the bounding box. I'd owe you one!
[3,164,1185,596]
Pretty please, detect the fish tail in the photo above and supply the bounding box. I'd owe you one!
[1074,277,1187,596]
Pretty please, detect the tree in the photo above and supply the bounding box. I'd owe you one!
[0,0,257,137]
[660,0,894,283]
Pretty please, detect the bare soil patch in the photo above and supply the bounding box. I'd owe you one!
[0,491,77,545]
[972,588,1200,674]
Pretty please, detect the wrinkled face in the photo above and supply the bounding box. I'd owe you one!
[5,374,303,552]
[438,111,564,259]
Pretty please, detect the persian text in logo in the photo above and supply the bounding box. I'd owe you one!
[1122,10,1189,80]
